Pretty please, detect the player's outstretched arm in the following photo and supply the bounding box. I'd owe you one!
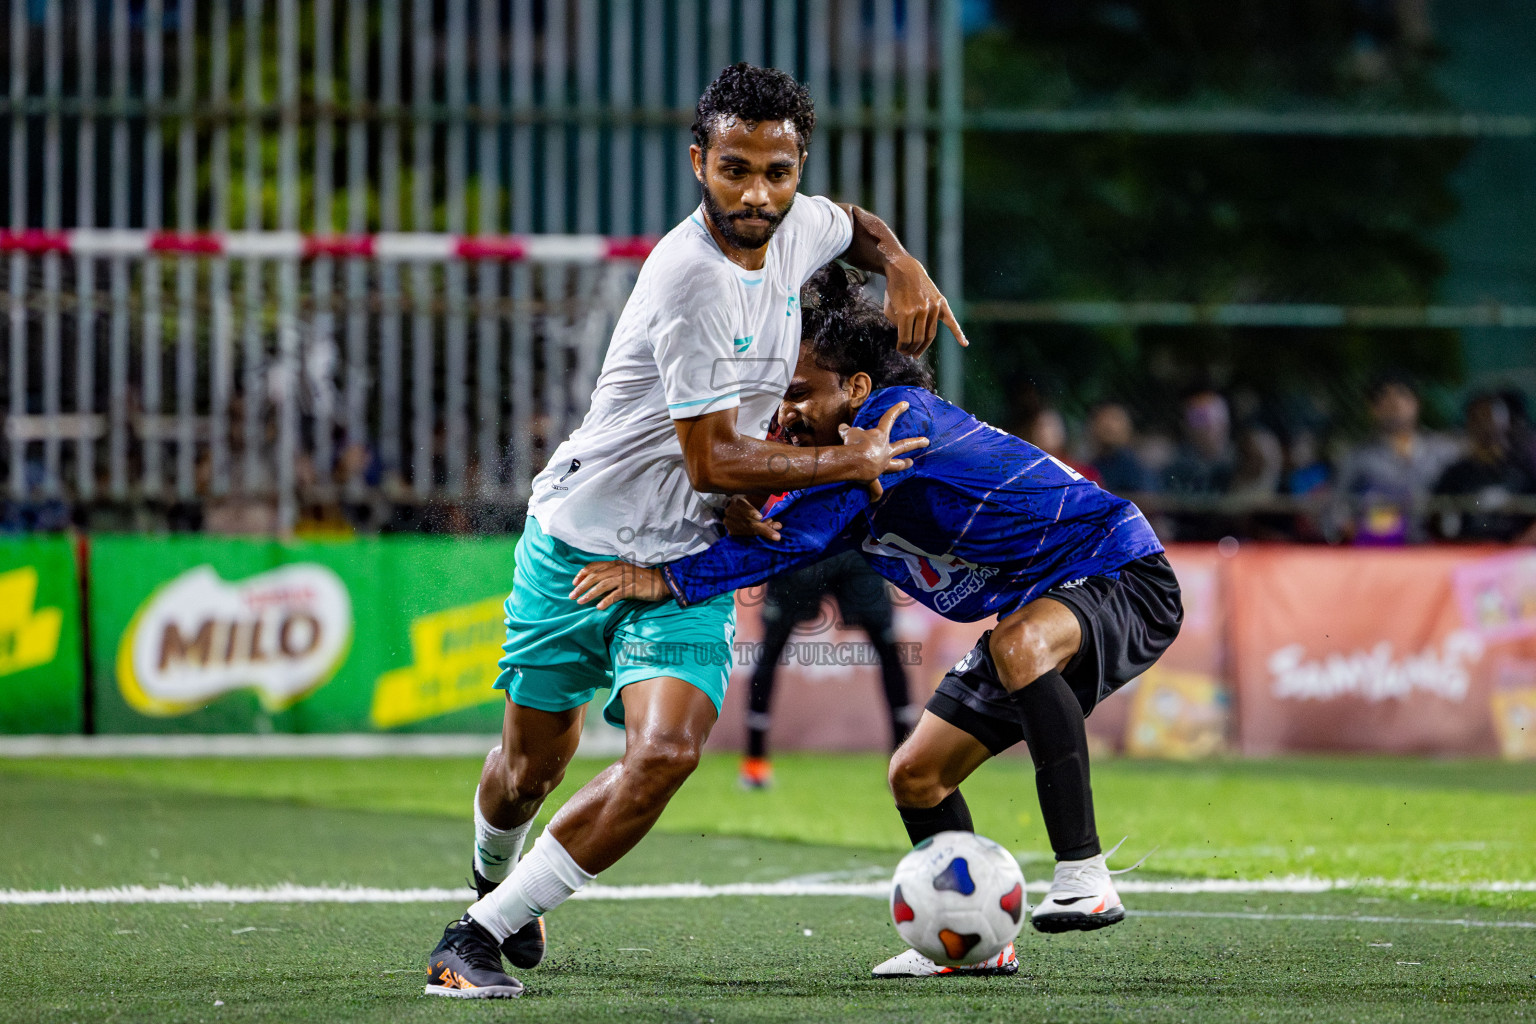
[570,483,867,611]
[836,204,968,358]
[674,401,926,499]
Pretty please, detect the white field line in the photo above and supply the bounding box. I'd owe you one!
[4,876,1536,906]
[1132,910,1536,930]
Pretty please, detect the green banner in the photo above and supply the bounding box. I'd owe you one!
[90,535,521,734]
[0,536,84,734]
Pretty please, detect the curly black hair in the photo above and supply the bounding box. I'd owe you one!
[799,264,936,393]
[692,62,816,154]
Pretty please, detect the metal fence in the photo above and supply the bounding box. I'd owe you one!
[0,0,965,531]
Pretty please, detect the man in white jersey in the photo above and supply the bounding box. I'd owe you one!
[425,62,965,999]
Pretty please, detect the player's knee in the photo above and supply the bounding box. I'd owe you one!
[493,748,565,805]
[989,619,1058,688]
[888,750,946,808]
[624,734,702,794]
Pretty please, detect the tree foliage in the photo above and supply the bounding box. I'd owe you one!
[960,2,1470,435]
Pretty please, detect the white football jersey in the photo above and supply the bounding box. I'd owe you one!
[527,195,854,565]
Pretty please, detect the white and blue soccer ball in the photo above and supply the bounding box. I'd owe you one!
[889,830,1026,965]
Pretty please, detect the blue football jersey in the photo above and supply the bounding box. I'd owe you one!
[663,386,1165,621]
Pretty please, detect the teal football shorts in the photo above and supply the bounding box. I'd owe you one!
[494,515,737,728]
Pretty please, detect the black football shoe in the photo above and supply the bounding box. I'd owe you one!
[472,865,548,969]
[424,915,524,999]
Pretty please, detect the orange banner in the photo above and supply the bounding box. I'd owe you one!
[703,545,1536,759]
[1229,546,1536,757]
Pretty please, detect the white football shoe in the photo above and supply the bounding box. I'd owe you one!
[1031,838,1148,933]
[871,943,1018,978]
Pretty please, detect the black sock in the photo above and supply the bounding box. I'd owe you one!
[1009,670,1100,861]
[745,620,793,760]
[869,627,914,750]
[896,789,974,846]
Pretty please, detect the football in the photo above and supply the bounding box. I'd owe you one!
[889,831,1027,966]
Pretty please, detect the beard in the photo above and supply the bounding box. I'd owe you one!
[701,183,794,250]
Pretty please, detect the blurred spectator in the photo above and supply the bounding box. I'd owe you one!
[1232,423,1300,541]
[1161,390,1234,496]
[1432,393,1536,543]
[1088,402,1155,494]
[1155,390,1237,541]
[1350,0,1435,82]
[1229,425,1283,500]
[1281,427,1334,542]
[1332,375,1461,544]
[1501,389,1536,480]
[0,460,70,533]
[1019,407,1102,483]
[1283,428,1333,498]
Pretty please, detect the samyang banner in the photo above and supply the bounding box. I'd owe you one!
[1229,546,1536,758]
[90,535,520,734]
[0,536,84,733]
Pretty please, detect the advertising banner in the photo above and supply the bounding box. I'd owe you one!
[1229,546,1536,757]
[90,535,520,734]
[0,536,84,734]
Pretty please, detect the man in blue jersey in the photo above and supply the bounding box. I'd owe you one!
[571,269,1183,978]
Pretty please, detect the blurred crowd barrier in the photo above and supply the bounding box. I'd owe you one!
[3,536,1533,760]
[1017,385,1536,546]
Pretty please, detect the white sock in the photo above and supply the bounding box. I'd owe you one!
[467,830,596,943]
[472,786,534,885]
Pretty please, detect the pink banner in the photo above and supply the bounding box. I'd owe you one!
[1229,546,1536,757]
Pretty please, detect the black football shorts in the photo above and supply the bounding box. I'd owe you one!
[927,552,1183,754]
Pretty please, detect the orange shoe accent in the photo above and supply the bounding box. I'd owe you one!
[739,757,773,787]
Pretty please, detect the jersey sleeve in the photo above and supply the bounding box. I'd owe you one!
[663,483,870,606]
[653,263,743,420]
[848,387,935,491]
[787,195,855,287]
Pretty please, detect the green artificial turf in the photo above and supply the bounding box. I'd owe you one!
[1,755,1533,1023]
[5,753,1533,901]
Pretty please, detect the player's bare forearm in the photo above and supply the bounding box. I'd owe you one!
[836,203,968,357]
[674,405,926,498]
[683,431,864,492]
[837,204,916,278]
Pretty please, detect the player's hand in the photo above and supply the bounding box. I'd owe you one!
[569,561,670,610]
[883,254,968,357]
[723,495,782,541]
[839,400,929,501]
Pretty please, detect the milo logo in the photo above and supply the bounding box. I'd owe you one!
[116,564,353,716]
